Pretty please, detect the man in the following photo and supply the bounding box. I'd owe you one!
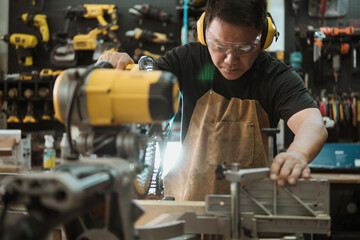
[98,0,327,201]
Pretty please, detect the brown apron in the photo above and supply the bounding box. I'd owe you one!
[164,90,270,201]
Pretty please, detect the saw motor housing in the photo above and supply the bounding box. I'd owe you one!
[52,63,179,158]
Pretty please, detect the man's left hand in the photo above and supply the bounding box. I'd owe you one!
[269,151,311,187]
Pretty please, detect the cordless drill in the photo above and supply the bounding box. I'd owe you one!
[21,13,50,43]
[1,33,38,67]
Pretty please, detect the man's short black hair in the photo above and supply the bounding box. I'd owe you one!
[205,0,267,31]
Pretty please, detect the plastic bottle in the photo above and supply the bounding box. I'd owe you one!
[43,135,56,169]
[60,132,70,160]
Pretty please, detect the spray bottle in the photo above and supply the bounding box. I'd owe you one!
[60,132,70,161]
[43,135,56,169]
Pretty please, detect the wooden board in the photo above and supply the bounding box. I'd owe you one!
[0,138,15,156]
[134,200,205,226]
[311,173,360,184]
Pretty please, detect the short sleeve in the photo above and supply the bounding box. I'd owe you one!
[272,69,318,123]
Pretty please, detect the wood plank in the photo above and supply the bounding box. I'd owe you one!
[311,173,360,184]
[134,200,205,226]
[0,138,15,156]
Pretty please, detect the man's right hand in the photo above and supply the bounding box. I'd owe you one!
[97,52,134,69]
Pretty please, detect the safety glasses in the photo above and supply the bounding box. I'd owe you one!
[206,33,262,57]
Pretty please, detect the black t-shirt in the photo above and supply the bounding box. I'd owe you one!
[155,42,317,142]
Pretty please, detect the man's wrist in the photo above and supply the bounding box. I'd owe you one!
[285,149,310,164]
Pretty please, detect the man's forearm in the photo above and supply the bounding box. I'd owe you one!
[271,109,327,186]
[287,119,328,163]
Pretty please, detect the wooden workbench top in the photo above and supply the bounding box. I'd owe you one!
[311,173,360,184]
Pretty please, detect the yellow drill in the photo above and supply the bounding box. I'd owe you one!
[21,13,50,43]
[1,33,38,67]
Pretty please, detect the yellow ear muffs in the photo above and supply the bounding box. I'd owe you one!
[261,12,279,49]
[196,12,207,45]
[196,11,279,49]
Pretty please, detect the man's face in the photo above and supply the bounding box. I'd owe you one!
[206,17,262,80]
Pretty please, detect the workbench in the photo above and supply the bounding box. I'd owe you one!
[311,173,360,240]
[135,174,360,239]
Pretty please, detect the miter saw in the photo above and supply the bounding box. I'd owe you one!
[0,59,179,240]
[0,60,331,239]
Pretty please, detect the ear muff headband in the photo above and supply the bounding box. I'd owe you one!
[196,12,279,49]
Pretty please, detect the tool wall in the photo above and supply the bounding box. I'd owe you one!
[285,2,360,238]
[284,0,360,143]
[6,0,180,71]
[1,0,181,166]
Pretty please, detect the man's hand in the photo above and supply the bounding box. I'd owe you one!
[270,151,311,187]
[97,52,134,69]
[269,108,327,187]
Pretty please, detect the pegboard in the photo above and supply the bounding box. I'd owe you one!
[6,0,181,73]
[284,0,360,96]
[3,0,181,166]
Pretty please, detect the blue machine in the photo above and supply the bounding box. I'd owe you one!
[310,143,360,172]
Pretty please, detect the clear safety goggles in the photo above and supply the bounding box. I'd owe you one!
[206,33,262,57]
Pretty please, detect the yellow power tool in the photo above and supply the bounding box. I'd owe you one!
[52,62,179,160]
[72,4,120,54]
[1,33,38,67]
[73,27,120,54]
[53,63,179,126]
[40,68,64,80]
[71,4,120,52]
[21,13,50,43]
[51,4,121,67]
[81,4,119,30]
